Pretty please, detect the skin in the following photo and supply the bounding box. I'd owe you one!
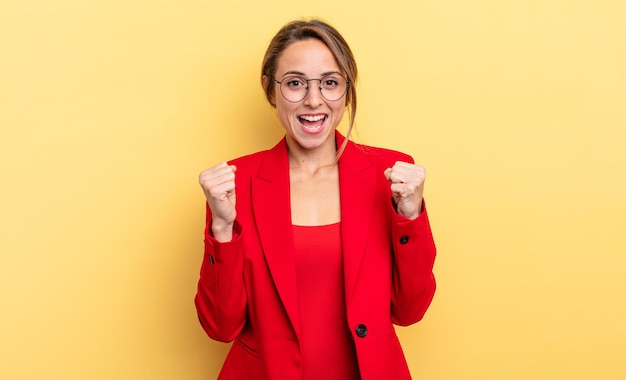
[199,38,426,241]
[266,39,346,161]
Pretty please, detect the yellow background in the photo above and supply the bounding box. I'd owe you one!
[1,0,625,379]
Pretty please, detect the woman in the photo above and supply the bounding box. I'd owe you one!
[195,19,436,380]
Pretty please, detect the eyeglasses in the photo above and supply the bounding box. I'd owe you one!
[274,74,350,103]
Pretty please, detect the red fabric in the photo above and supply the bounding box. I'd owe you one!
[292,223,360,380]
[195,132,437,380]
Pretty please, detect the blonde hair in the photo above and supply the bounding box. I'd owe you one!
[261,19,358,156]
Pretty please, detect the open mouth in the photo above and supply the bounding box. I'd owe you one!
[298,114,327,133]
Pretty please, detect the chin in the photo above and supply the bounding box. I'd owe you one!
[296,131,335,150]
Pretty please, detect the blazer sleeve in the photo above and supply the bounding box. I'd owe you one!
[389,201,437,326]
[194,203,247,342]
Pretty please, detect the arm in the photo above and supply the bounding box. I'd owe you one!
[194,209,247,342]
[195,162,247,342]
[384,158,436,325]
[389,203,437,326]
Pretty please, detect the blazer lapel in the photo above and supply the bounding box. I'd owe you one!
[251,138,301,339]
[336,132,376,308]
[250,132,376,337]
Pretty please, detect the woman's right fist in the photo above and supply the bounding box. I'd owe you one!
[199,162,237,241]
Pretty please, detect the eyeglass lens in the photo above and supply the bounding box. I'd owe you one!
[278,75,348,102]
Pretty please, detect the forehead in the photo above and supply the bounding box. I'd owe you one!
[275,38,341,77]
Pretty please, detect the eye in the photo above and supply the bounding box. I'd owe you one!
[322,77,340,89]
[284,77,306,88]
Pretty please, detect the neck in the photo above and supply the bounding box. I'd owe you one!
[286,138,338,175]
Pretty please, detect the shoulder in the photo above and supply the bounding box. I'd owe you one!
[346,140,415,166]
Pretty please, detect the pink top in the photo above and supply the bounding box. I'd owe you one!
[292,222,361,380]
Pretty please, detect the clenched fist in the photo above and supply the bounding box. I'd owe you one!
[384,161,426,220]
[199,162,237,242]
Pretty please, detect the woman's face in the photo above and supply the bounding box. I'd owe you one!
[269,38,346,154]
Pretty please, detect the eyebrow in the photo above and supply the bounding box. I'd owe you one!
[279,70,343,78]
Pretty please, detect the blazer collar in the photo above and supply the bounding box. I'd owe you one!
[251,131,376,337]
[336,132,376,307]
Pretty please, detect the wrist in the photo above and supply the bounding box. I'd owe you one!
[211,220,234,242]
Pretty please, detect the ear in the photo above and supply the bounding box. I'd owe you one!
[261,75,276,106]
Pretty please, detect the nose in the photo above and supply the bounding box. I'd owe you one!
[303,79,324,107]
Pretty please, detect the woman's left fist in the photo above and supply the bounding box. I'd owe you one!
[384,161,426,220]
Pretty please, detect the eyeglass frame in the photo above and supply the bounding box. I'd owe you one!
[273,74,351,103]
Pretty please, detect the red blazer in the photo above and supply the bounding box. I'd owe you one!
[195,132,436,380]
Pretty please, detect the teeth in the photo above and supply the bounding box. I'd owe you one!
[299,115,325,122]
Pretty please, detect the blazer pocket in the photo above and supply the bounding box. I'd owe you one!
[234,338,260,359]
[220,339,263,379]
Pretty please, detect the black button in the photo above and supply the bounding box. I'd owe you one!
[209,256,215,265]
[399,235,409,244]
[355,324,368,338]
